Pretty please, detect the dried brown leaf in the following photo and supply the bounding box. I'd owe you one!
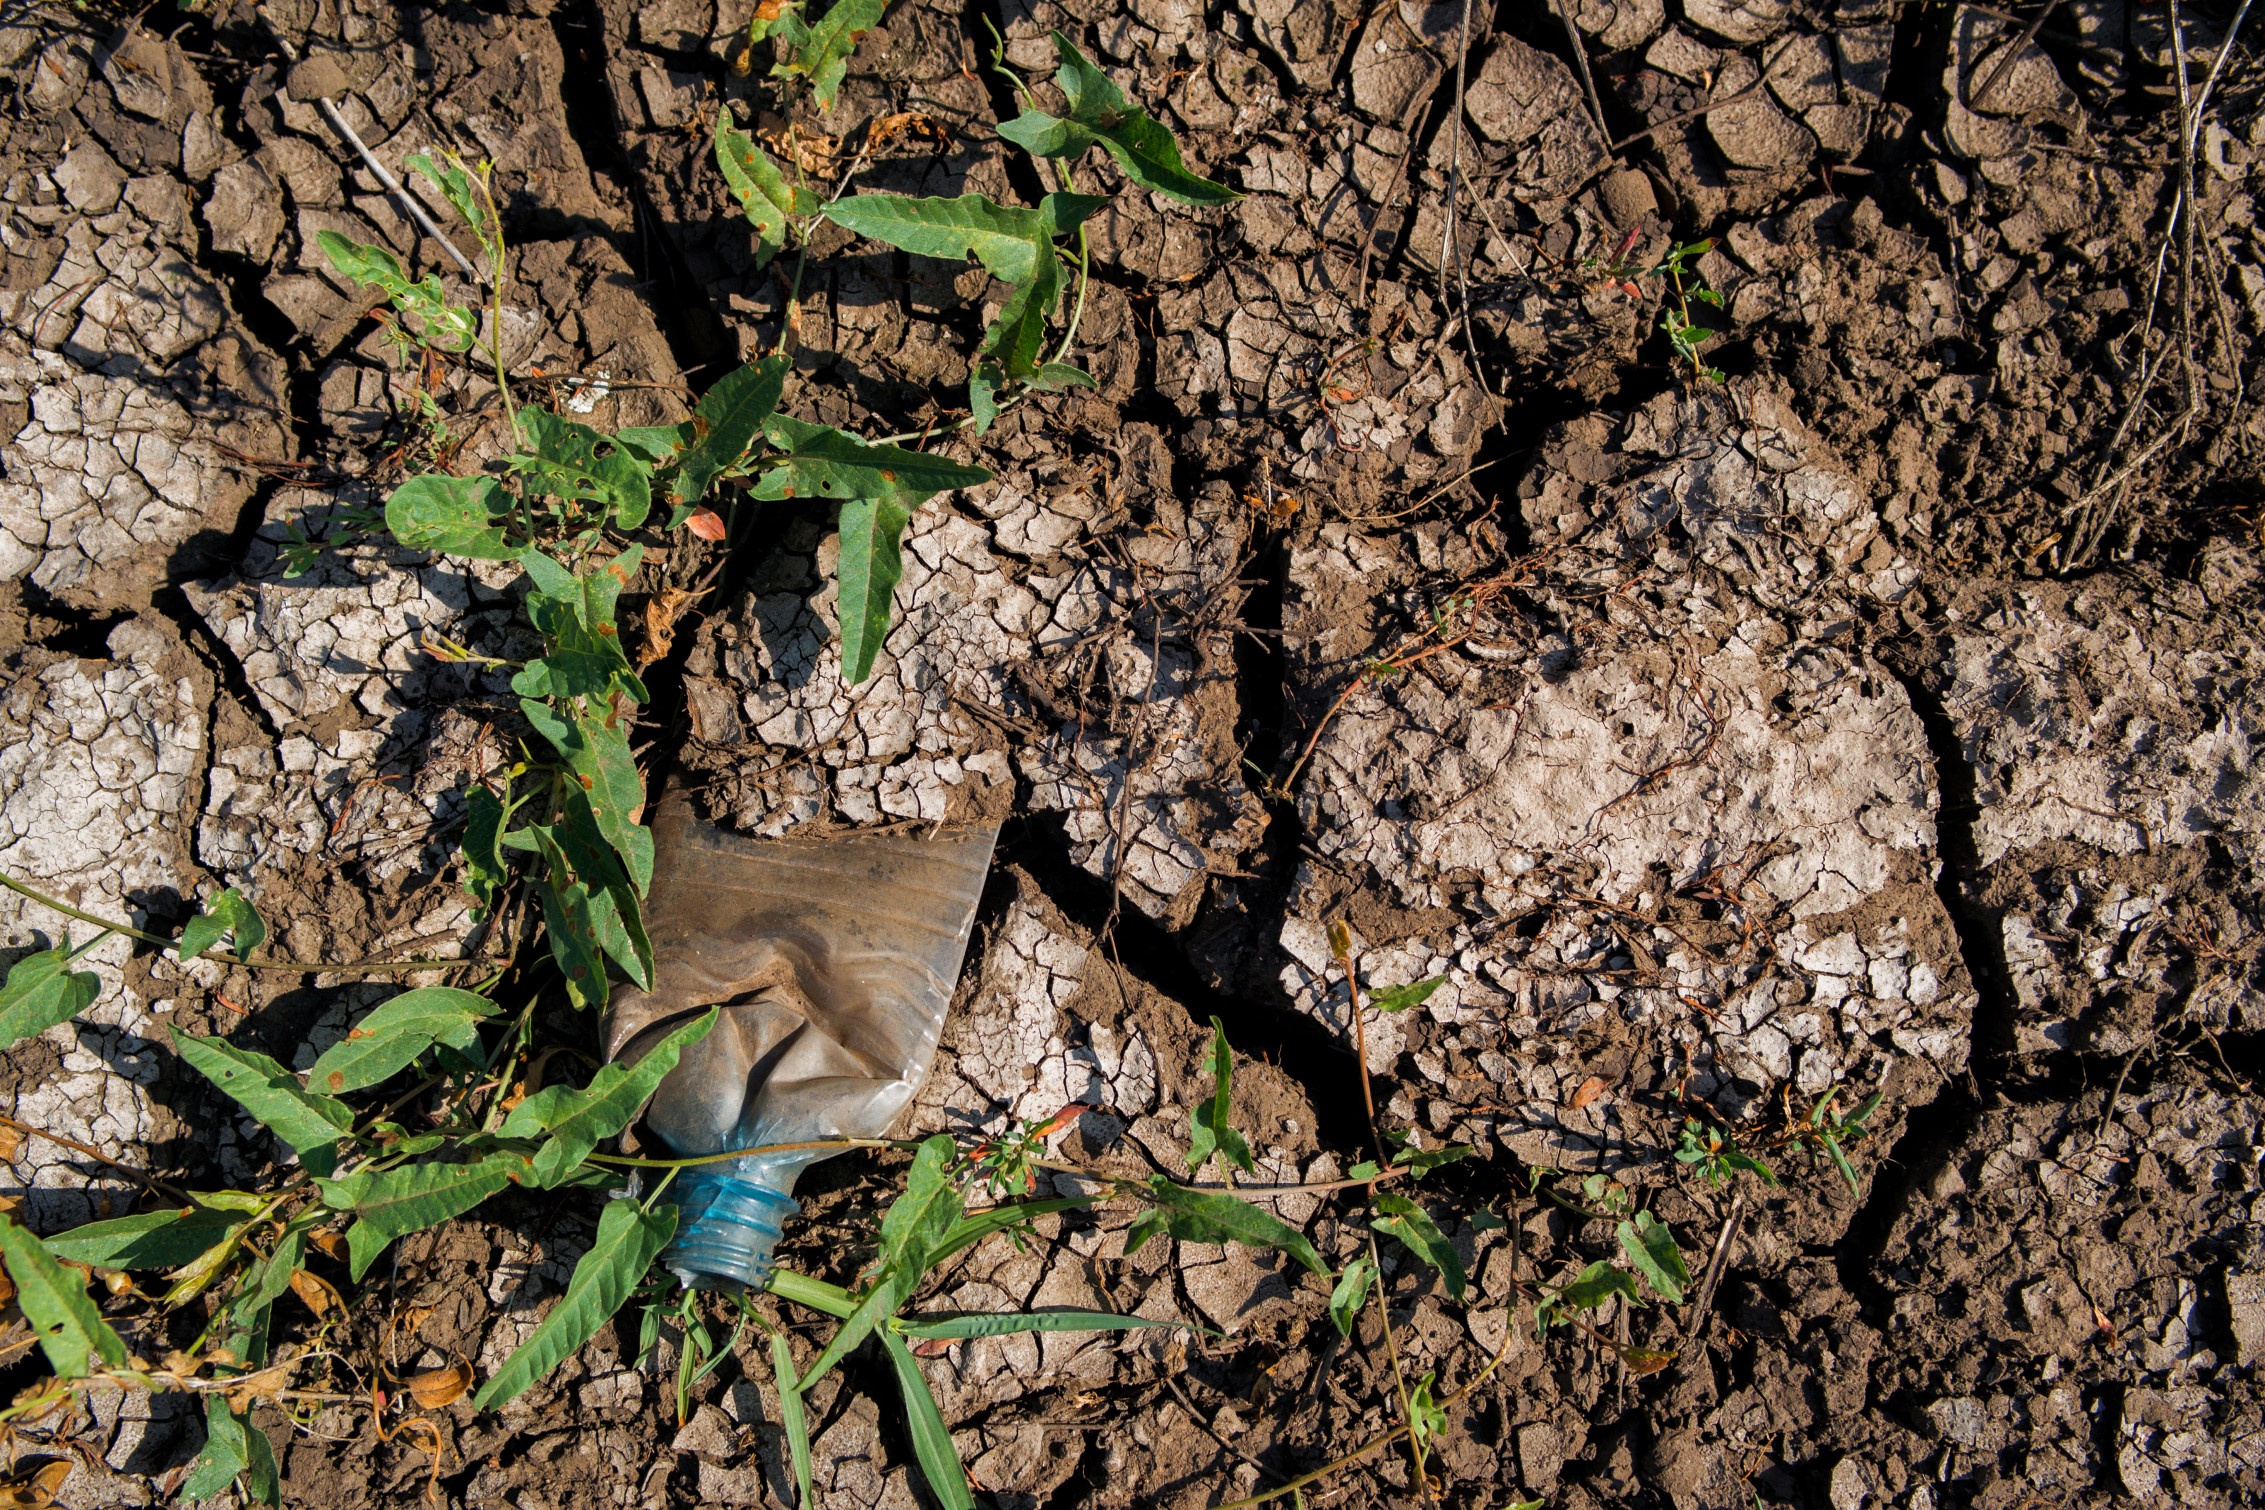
[1568,1075,1609,1112]
[404,1361,473,1409]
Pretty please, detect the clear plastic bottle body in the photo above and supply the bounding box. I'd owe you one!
[606,805,998,1290]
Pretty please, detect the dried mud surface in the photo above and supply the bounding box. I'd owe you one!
[4,0,2265,1506]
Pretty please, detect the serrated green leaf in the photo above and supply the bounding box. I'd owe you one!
[306,986,499,1096]
[318,1157,518,1281]
[674,354,791,505]
[1368,976,1443,1013]
[0,942,100,1052]
[770,0,890,109]
[174,1036,354,1178]
[1329,1254,1375,1338]
[472,1196,676,1409]
[967,361,1003,436]
[179,887,265,963]
[500,1008,715,1187]
[880,1329,974,1510]
[895,1307,1205,1340]
[1123,1178,1325,1276]
[715,111,816,266]
[996,31,1241,206]
[1616,1210,1688,1304]
[1186,1016,1253,1176]
[39,1204,247,1272]
[768,1330,814,1510]
[1372,1193,1465,1303]
[0,1215,130,1379]
[383,473,516,560]
[513,408,654,530]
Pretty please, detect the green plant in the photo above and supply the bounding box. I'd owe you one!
[1790,1089,1884,1194]
[1675,1116,1780,1187]
[1587,230,1727,384]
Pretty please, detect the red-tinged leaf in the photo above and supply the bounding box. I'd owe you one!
[686,508,727,541]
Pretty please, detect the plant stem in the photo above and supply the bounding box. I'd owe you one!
[1367,1235,1434,1503]
[0,871,481,975]
[472,166,517,446]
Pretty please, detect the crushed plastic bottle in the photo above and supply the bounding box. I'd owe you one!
[605,801,999,1291]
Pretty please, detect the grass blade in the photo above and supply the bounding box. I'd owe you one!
[768,1330,814,1509]
[472,1197,677,1410]
[769,1267,858,1320]
[930,1196,1094,1267]
[880,1329,973,1510]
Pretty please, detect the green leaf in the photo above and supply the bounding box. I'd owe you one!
[513,408,654,530]
[40,1204,248,1272]
[879,1135,965,1276]
[769,0,891,109]
[1028,361,1096,391]
[1367,976,1443,1014]
[823,191,1054,285]
[674,354,792,505]
[930,1196,1093,1267]
[715,111,817,267]
[226,1215,314,1366]
[510,545,648,707]
[472,1196,677,1409]
[1186,1016,1253,1176]
[183,1397,262,1503]
[407,152,489,240]
[518,686,651,896]
[880,1329,974,1510]
[1329,1254,1375,1338]
[1384,1130,1471,1180]
[616,424,692,464]
[525,790,655,991]
[755,414,992,507]
[464,783,512,913]
[833,493,915,685]
[306,986,499,1095]
[315,229,478,351]
[174,1036,354,1178]
[0,1215,130,1379]
[1123,1178,1325,1277]
[1616,1211,1688,1305]
[996,31,1241,206]
[895,1307,1204,1340]
[769,1268,859,1320]
[384,474,517,560]
[1821,1130,1860,1194]
[1407,1371,1446,1452]
[0,942,100,1052]
[1372,1193,1465,1303]
[770,1332,815,1510]
[1538,1259,1640,1331]
[317,1157,518,1281]
[500,1008,716,1187]
[967,361,1003,437]
[179,887,266,963]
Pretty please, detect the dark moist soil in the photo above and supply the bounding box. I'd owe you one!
[4,0,2265,1506]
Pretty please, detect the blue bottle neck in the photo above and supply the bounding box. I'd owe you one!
[665,1166,802,1292]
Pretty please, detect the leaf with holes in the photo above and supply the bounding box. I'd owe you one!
[179,888,265,963]
[0,942,100,1053]
[306,987,498,1095]
[513,408,653,529]
[383,474,516,561]
[1185,1016,1253,1176]
[0,1215,129,1379]
[714,111,817,266]
[996,32,1240,205]
[500,1009,715,1186]
[1123,1179,1326,1277]
[473,1197,677,1409]
[317,1157,519,1281]
[1372,1193,1465,1303]
[174,1037,354,1178]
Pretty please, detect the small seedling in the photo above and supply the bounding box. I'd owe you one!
[1675,1117,1780,1188]
[1585,228,1728,385]
[1791,1090,1884,1194]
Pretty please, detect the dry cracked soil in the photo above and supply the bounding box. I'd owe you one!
[4,0,2265,1506]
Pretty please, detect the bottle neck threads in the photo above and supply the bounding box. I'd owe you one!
[665,1167,801,1292]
